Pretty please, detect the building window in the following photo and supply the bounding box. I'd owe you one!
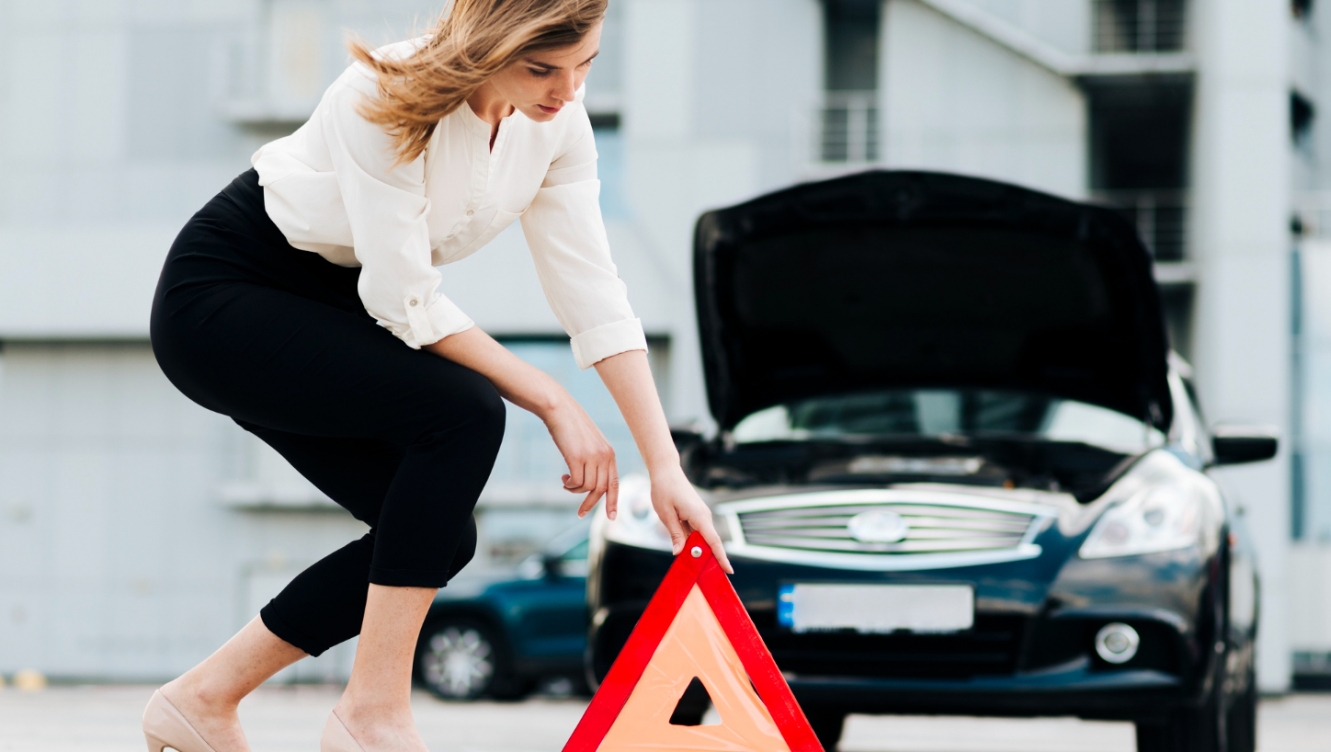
[1292,91,1316,149]
[1088,81,1192,262]
[217,0,332,127]
[819,0,880,163]
[1093,0,1186,53]
[592,116,631,220]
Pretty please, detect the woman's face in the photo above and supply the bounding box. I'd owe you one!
[489,23,603,122]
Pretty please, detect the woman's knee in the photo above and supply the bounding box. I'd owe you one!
[445,517,478,580]
[419,367,506,451]
[470,374,506,444]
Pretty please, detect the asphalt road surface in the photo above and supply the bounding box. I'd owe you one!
[0,684,1328,752]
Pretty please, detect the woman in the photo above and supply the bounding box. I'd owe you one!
[142,1,730,750]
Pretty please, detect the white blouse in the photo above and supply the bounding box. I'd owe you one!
[250,39,646,369]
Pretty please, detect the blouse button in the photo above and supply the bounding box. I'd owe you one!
[466,209,475,217]
[409,299,418,307]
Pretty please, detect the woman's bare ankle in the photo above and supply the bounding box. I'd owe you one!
[162,671,244,713]
[335,694,414,724]
[333,696,425,752]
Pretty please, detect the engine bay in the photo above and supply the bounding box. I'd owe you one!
[685,437,1137,502]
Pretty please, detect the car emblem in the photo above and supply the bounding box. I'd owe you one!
[847,509,910,543]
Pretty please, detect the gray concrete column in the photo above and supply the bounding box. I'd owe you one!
[1190,0,1293,692]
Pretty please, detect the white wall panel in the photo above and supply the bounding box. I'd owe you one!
[963,0,1091,55]
[0,226,175,338]
[0,343,370,678]
[1290,545,1331,652]
[3,33,67,164]
[881,0,1086,199]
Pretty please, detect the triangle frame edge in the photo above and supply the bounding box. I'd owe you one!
[697,559,824,752]
[561,536,706,752]
[562,532,825,752]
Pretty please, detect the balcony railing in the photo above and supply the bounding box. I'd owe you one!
[818,91,879,164]
[1093,0,1186,53]
[1093,189,1188,262]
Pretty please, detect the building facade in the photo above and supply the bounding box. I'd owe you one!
[0,0,1324,690]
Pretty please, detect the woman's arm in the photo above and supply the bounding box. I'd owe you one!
[429,329,732,571]
[426,327,621,513]
[594,350,733,573]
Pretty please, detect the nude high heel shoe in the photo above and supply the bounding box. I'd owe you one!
[141,689,217,752]
[322,710,368,752]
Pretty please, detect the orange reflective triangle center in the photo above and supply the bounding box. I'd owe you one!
[562,534,823,752]
[600,586,789,752]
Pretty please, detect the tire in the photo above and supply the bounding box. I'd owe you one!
[803,708,847,752]
[1135,680,1225,752]
[417,618,516,701]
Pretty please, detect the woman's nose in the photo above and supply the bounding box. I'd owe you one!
[554,72,577,102]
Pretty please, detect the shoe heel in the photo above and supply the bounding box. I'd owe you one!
[321,710,366,752]
[141,689,216,752]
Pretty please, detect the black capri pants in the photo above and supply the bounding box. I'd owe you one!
[151,169,505,657]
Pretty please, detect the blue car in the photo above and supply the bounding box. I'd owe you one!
[413,523,590,700]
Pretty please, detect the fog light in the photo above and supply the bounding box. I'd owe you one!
[1094,622,1140,664]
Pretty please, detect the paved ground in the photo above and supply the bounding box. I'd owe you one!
[0,684,1328,752]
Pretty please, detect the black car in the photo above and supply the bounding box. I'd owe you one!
[586,171,1275,752]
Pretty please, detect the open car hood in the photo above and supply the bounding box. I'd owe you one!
[694,170,1173,432]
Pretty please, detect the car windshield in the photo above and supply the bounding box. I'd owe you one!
[731,389,1164,455]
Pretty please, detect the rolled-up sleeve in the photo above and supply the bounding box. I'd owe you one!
[320,81,473,349]
[522,106,647,369]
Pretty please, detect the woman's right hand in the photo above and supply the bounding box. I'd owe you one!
[424,327,619,515]
[542,394,620,519]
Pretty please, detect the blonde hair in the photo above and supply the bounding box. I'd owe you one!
[349,0,607,165]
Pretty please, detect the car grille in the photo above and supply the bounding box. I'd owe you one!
[736,502,1040,556]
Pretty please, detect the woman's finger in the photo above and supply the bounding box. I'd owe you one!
[579,461,608,515]
[578,491,599,517]
[577,469,599,515]
[695,516,734,574]
[596,460,610,502]
[572,459,599,492]
[565,460,586,492]
[658,504,687,555]
[606,468,620,521]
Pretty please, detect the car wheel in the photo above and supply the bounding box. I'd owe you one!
[803,709,847,751]
[417,618,507,701]
[1135,680,1224,752]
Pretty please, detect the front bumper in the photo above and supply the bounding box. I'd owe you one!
[589,541,1212,721]
[785,665,1181,720]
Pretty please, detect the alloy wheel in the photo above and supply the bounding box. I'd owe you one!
[420,622,497,700]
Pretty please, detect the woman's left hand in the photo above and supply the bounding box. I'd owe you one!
[650,468,734,574]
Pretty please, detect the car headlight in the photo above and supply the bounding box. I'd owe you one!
[601,475,673,552]
[1079,484,1202,559]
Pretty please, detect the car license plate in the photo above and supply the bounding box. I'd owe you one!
[777,583,974,634]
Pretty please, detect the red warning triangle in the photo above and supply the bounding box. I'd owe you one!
[563,532,823,752]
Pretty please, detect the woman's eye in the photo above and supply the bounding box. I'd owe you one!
[529,68,552,77]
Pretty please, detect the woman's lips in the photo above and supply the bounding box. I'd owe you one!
[537,104,562,115]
